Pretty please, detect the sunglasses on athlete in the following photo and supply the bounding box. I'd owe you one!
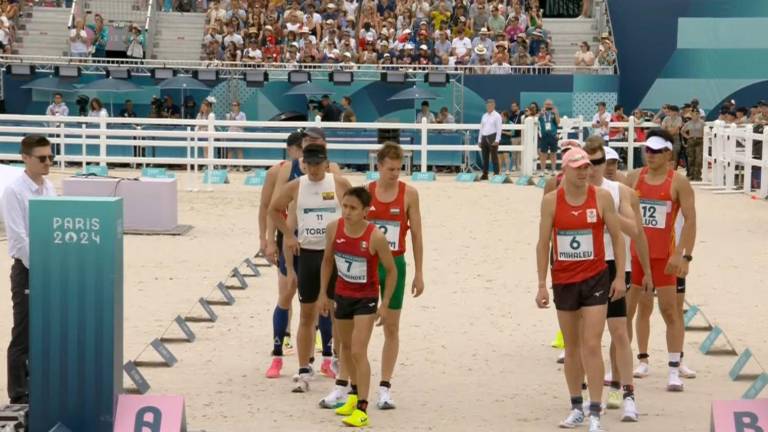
[644,147,668,155]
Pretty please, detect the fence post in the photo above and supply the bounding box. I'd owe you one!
[99,117,107,167]
[522,116,537,176]
[207,115,215,175]
[420,117,428,173]
[80,123,87,170]
[627,116,635,169]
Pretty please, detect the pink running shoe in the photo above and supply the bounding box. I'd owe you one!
[320,357,336,379]
[266,357,283,379]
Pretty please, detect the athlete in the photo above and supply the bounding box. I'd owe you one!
[319,187,397,427]
[270,143,352,392]
[604,147,627,183]
[260,131,304,378]
[536,147,626,432]
[623,129,696,392]
[581,136,653,422]
[271,128,343,379]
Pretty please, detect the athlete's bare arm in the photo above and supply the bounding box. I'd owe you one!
[616,183,639,237]
[373,227,397,324]
[269,161,293,210]
[258,165,281,262]
[535,191,556,308]
[598,188,626,301]
[543,176,558,194]
[319,220,339,315]
[628,192,654,291]
[270,180,300,256]
[623,168,641,189]
[670,173,696,278]
[406,185,425,297]
[334,175,352,201]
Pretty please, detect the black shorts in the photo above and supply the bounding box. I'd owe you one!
[334,295,378,320]
[552,267,610,311]
[676,277,686,294]
[606,260,629,319]
[297,248,336,303]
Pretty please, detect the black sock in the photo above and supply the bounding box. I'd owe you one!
[610,380,620,390]
[380,381,391,389]
[589,401,601,418]
[285,331,291,338]
[350,384,358,395]
[570,396,584,412]
[637,353,649,360]
[681,351,685,360]
[357,399,368,413]
[622,384,635,400]
[299,367,311,375]
[581,382,587,391]
[309,356,315,365]
[335,379,349,387]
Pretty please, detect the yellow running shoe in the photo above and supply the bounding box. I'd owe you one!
[315,330,322,352]
[335,394,358,416]
[342,409,369,427]
[551,330,565,349]
[607,389,622,409]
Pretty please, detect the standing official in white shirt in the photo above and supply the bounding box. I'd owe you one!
[477,99,503,180]
[1,135,57,404]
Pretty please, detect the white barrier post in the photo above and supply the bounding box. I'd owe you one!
[207,115,215,175]
[80,123,87,170]
[627,116,636,169]
[58,122,66,170]
[522,116,537,176]
[420,117,428,173]
[99,117,107,167]
[761,129,768,198]
[702,126,712,184]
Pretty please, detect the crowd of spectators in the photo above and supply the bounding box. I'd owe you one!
[197,0,568,73]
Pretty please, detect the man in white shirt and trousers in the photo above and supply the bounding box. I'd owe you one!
[1,135,57,404]
[478,99,503,180]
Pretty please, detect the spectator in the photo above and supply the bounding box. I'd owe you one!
[661,104,683,167]
[126,24,145,60]
[508,101,523,169]
[0,10,10,54]
[591,101,611,140]
[528,28,547,58]
[493,40,510,64]
[226,100,246,169]
[242,38,263,63]
[431,1,452,32]
[505,15,525,44]
[597,37,617,69]
[735,107,750,125]
[207,0,226,24]
[224,41,242,62]
[119,99,136,118]
[489,53,512,74]
[416,101,435,124]
[433,30,452,64]
[69,19,90,58]
[534,45,553,70]
[609,104,627,143]
[88,98,108,118]
[436,106,455,124]
[681,109,705,181]
[471,28,493,59]
[183,96,197,120]
[87,13,108,58]
[223,24,244,49]
[574,41,594,67]
[162,96,181,119]
[499,110,513,174]
[690,98,706,117]
[487,5,506,34]
[538,99,559,175]
[196,98,216,159]
[451,27,472,65]
[319,95,342,122]
[510,3,528,29]
[477,98,502,180]
[46,93,70,118]
[513,40,531,66]
[471,2,490,35]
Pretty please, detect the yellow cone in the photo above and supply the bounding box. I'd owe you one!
[551,330,565,349]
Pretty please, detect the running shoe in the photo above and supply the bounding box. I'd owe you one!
[667,369,684,392]
[679,364,697,379]
[331,356,340,377]
[291,369,313,393]
[320,357,336,379]
[377,386,396,410]
[622,397,639,422]
[315,330,322,352]
[335,394,359,416]
[588,415,605,432]
[283,335,294,354]
[319,385,347,409]
[606,389,621,409]
[342,409,369,427]
[265,357,283,379]
[556,350,565,364]
[558,409,584,429]
[633,362,650,378]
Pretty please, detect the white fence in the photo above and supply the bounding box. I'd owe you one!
[703,123,768,198]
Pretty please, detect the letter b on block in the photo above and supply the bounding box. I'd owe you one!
[134,406,162,432]
[735,412,764,432]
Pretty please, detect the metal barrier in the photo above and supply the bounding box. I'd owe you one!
[702,123,768,198]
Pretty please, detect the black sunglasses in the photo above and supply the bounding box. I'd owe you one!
[30,155,55,163]
[644,147,667,155]
[589,155,606,166]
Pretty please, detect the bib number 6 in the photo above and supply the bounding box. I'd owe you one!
[570,236,581,251]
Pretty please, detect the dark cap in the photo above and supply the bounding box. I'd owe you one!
[286,130,304,148]
[321,94,331,99]
[304,127,326,140]
[596,101,606,107]
[614,104,623,111]
[303,143,328,164]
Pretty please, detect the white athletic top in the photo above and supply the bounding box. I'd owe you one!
[601,178,631,270]
[296,173,340,250]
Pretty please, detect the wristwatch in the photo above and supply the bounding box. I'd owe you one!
[682,255,693,262]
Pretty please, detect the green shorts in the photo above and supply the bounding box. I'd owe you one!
[378,254,406,310]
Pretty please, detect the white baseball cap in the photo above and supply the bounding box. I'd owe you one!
[644,135,673,151]
[605,147,620,161]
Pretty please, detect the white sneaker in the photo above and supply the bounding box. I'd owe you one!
[291,372,312,393]
[633,362,650,378]
[331,356,340,377]
[667,369,684,392]
[559,409,584,428]
[679,364,697,378]
[556,351,565,364]
[622,397,639,422]
[377,386,396,410]
[318,385,346,408]
[588,415,605,432]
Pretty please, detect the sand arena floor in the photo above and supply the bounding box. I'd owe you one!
[1,169,767,431]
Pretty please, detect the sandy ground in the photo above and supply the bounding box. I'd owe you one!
[1,168,767,431]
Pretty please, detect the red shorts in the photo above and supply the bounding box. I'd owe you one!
[631,256,676,288]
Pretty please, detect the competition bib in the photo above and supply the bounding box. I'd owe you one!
[301,207,338,242]
[373,220,400,251]
[639,199,668,229]
[335,253,367,283]
[556,229,594,261]
[544,122,552,131]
